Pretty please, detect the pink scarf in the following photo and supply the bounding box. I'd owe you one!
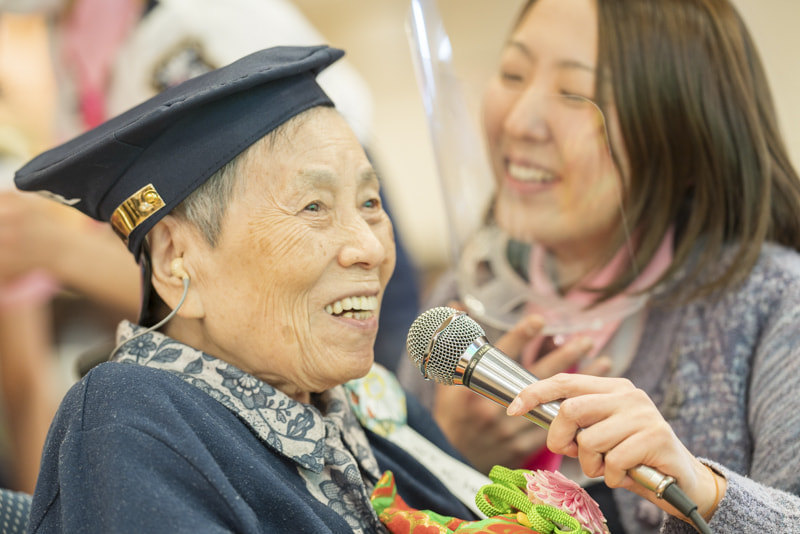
[521,228,674,471]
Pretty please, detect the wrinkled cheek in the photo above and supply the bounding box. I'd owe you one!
[236,258,302,340]
[279,324,297,346]
[251,227,324,285]
[257,276,307,333]
[275,233,327,272]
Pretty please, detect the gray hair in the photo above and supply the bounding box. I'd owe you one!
[170,151,242,246]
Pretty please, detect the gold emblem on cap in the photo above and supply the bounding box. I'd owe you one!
[110,184,165,242]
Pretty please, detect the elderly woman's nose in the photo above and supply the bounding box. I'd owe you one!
[338,217,387,267]
[503,88,551,141]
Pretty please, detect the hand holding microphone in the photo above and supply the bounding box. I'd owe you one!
[428,304,601,473]
[407,307,717,533]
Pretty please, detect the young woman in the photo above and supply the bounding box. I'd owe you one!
[400,0,800,531]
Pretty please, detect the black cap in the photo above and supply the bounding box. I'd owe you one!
[14,45,344,259]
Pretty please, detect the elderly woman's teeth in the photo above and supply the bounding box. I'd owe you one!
[325,296,378,318]
[508,163,555,183]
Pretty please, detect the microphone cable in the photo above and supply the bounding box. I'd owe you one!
[661,483,713,534]
[108,277,190,360]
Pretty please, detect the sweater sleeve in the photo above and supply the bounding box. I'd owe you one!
[662,461,800,533]
[663,253,800,533]
[746,282,800,496]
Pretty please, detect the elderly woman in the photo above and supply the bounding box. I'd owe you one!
[15,46,480,533]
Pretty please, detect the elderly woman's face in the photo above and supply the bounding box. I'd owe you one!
[187,107,396,401]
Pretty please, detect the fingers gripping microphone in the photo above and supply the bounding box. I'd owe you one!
[406,307,705,520]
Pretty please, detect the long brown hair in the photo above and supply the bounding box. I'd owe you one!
[517,0,800,301]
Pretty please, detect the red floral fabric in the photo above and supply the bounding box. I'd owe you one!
[370,471,541,534]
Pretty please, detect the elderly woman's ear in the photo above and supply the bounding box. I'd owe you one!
[148,215,205,319]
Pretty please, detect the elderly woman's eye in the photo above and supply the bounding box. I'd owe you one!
[363,197,381,210]
[304,202,321,212]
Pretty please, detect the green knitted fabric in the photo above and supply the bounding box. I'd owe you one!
[475,466,585,534]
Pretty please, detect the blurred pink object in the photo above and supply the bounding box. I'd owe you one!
[0,269,59,311]
[60,0,142,128]
[525,469,610,534]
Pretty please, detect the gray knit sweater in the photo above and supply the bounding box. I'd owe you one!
[397,242,800,533]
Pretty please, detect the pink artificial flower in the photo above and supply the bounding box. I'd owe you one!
[525,469,610,534]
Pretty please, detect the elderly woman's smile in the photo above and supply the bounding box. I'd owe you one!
[325,294,379,319]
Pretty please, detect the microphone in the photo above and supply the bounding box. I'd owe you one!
[407,306,562,430]
[406,306,691,506]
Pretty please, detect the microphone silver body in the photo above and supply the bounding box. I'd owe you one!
[407,306,676,498]
[454,337,560,429]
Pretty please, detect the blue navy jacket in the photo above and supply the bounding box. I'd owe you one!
[28,362,476,533]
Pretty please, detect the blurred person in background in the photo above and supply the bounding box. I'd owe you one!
[0,4,141,492]
[398,0,800,531]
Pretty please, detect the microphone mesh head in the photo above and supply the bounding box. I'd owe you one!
[406,306,486,385]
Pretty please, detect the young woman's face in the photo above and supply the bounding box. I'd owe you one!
[482,0,626,267]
